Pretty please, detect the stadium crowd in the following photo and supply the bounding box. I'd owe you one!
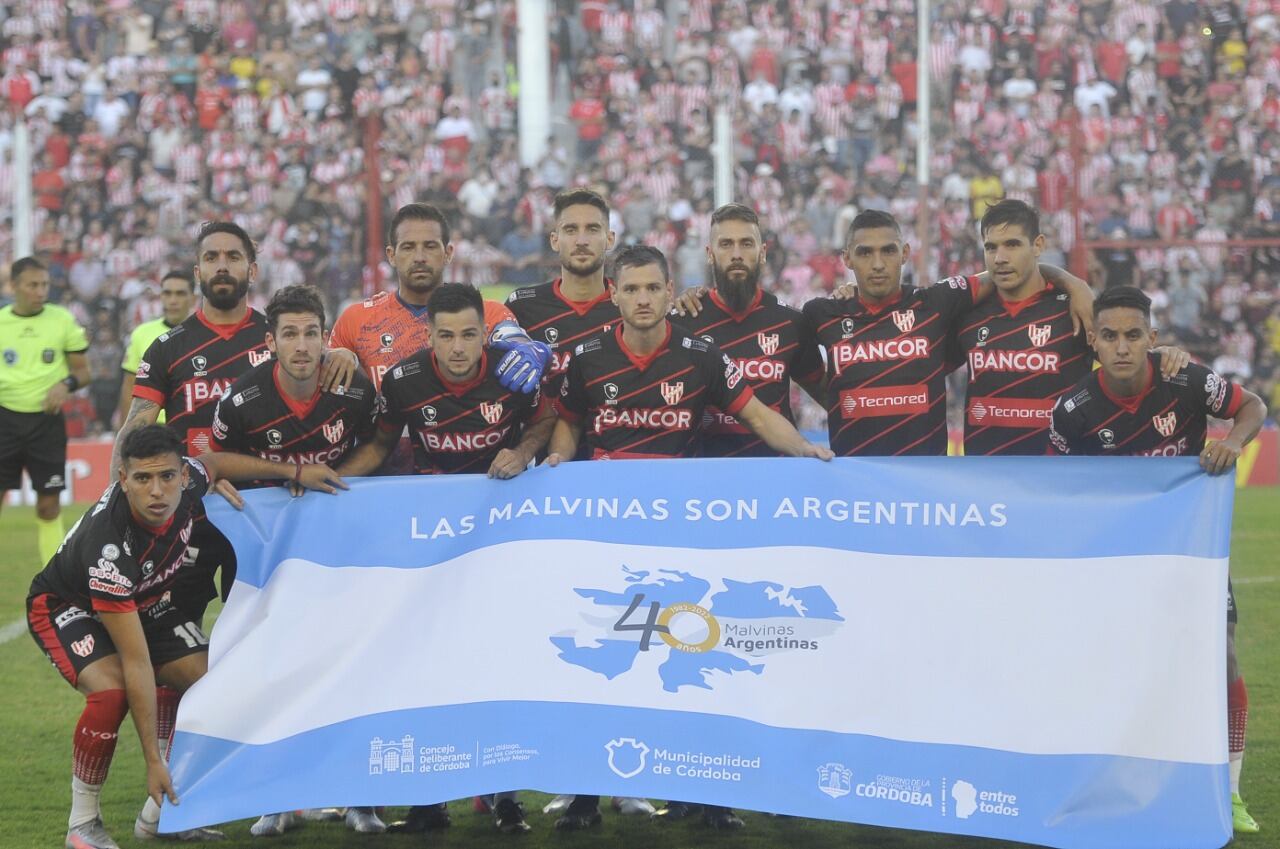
[0,0,1278,437]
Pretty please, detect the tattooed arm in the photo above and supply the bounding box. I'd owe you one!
[111,398,161,475]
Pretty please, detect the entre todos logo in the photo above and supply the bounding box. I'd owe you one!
[950,779,1018,819]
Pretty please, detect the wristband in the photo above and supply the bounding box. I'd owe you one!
[293,461,303,485]
[62,375,80,391]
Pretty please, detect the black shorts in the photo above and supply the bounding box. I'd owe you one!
[169,519,237,624]
[0,406,67,492]
[1227,577,1238,625]
[27,592,209,688]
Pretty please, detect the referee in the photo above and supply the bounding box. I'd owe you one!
[0,257,90,565]
[114,269,195,427]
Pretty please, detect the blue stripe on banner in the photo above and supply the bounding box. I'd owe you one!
[163,700,1231,849]
[205,458,1233,588]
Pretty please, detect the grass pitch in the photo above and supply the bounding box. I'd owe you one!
[2,489,1276,848]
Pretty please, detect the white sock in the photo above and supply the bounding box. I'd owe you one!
[1229,754,1243,795]
[69,777,102,829]
[140,795,162,825]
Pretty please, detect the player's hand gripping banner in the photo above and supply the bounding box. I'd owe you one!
[165,458,1234,849]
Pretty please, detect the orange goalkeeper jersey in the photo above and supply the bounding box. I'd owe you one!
[330,291,516,390]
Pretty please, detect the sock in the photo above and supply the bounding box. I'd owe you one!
[1228,675,1247,795]
[156,687,180,762]
[70,690,128,828]
[36,515,63,565]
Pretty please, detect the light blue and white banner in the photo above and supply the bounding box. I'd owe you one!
[164,458,1234,849]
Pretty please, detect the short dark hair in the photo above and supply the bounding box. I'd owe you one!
[427,283,485,322]
[980,199,1040,240]
[709,203,761,230]
[611,244,670,283]
[120,424,184,465]
[10,256,47,282]
[266,285,327,331]
[845,209,902,247]
[388,203,451,247]
[160,269,195,291]
[553,188,610,223]
[1093,285,1152,320]
[197,220,257,263]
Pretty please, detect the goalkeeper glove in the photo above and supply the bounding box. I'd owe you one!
[492,336,552,394]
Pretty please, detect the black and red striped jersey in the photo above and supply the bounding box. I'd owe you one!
[210,361,378,483]
[28,458,210,614]
[133,309,271,455]
[554,323,755,459]
[803,278,977,456]
[505,278,620,380]
[955,286,1091,456]
[379,350,545,475]
[1049,354,1245,457]
[685,288,822,457]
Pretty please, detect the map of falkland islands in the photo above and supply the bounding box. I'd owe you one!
[551,566,845,692]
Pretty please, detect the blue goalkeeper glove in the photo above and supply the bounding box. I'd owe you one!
[492,336,552,394]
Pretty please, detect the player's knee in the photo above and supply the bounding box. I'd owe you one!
[35,497,61,521]
[157,652,208,692]
[76,654,126,695]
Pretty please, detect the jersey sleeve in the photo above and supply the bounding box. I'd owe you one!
[1192,364,1245,419]
[925,275,982,324]
[87,532,142,614]
[706,347,755,416]
[121,328,146,374]
[553,351,589,423]
[184,456,212,498]
[790,313,824,385]
[376,374,405,433]
[328,303,357,352]
[132,335,172,406]
[352,378,381,443]
[1047,396,1081,455]
[484,300,521,342]
[63,311,89,353]
[209,395,246,453]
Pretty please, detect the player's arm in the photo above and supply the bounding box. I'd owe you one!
[545,417,582,466]
[1047,398,1082,455]
[334,425,399,477]
[1202,388,1267,476]
[97,609,177,807]
[43,351,91,414]
[116,370,138,429]
[201,450,348,494]
[796,373,828,405]
[318,347,360,393]
[111,398,162,474]
[735,396,834,460]
[545,357,588,465]
[673,286,709,317]
[489,400,558,479]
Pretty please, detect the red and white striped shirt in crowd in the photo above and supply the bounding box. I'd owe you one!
[335,181,362,220]
[645,166,681,207]
[328,0,361,20]
[1110,0,1161,42]
[106,165,134,208]
[353,85,380,117]
[1156,204,1196,238]
[686,0,713,31]
[174,143,203,184]
[478,85,512,131]
[1078,154,1114,197]
[247,180,271,209]
[1148,150,1177,181]
[30,0,61,30]
[82,231,112,259]
[952,97,983,138]
[135,92,167,133]
[1195,226,1228,269]
[390,103,433,137]
[643,226,679,259]
[813,82,846,135]
[418,29,455,73]
[794,5,824,53]
[312,158,346,186]
[1255,196,1274,222]
[862,35,890,79]
[779,121,809,161]
[105,247,138,279]
[651,80,680,124]
[134,235,168,268]
[231,92,258,132]
[608,68,639,99]
[600,9,631,49]
[1126,196,1154,234]
[929,32,959,83]
[465,242,508,287]
[679,83,709,126]
[876,79,903,121]
[1126,67,1158,111]
[391,179,416,210]
[635,8,665,52]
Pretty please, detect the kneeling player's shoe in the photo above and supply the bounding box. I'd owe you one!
[386,802,450,833]
[613,796,655,815]
[554,799,602,831]
[250,812,299,837]
[651,801,696,821]
[344,807,386,834]
[494,799,532,834]
[66,819,120,849]
[703,805,745,830]
[133,813,225,841]
[542,795,573,815]
[297,808,342,821]
[1233,793,1261,833]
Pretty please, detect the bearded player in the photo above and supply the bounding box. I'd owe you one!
[1048,286,1265,835]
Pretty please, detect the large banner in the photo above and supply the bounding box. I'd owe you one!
[164,458,1234,849]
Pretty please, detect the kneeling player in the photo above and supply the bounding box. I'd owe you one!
[27,425,243,848]
[1048,286,1266,834]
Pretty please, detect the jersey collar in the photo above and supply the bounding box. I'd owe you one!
[615,322,671,372]
[997,284,1050,319]
[709,286,764,322]
[395,291,431,318]
[1098,358,1154,415]
[196,308,255,340]
[273,363,322,420]
[129,506,176,536]
[432,350,490,396]
[553,278,615,316]
[856,287,905,315]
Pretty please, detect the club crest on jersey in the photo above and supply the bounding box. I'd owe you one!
[1099,428,1116,448]
[1028,324,1052,348]
[604,383,619,405]
[323,420,345,444]
[1152,411,1177,438]
[480,401,503,425]
[191,355,208,374]
[248,349,272,367]
[544,327,559,344]
[421,405,438,424]
[758,332,780,355]
[977,326,990,345]
[380,333,394,351]
[71,636,95,658]
[840,318,856,337]
[892,310,915,333]
[267,428,283,446]
[660,381,685,405]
